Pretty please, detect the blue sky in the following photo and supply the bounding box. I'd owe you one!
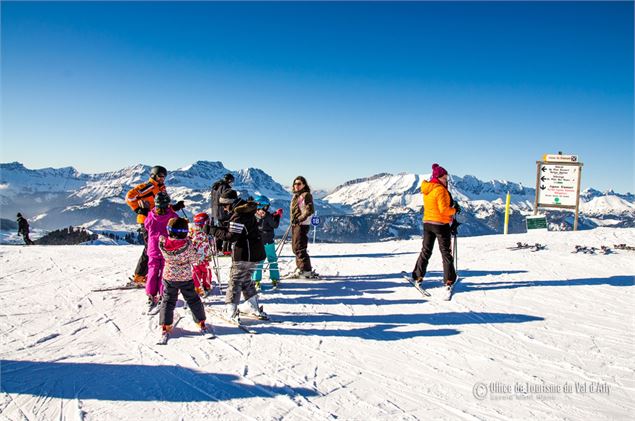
[2,1,633,192]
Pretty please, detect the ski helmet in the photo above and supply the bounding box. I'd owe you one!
[167,217,189,239]
[155,191,171,209]
[150,165,168,180]
[254,194,270,210]
[223,173,235,184]
[193,212,209,227]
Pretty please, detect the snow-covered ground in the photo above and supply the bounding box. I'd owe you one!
[1,228,634,420]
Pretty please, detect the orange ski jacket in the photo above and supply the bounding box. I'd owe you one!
[126,178,166,224]
[421,180,456,224]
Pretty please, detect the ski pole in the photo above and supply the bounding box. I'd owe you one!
[210,240,223,294]
[276,224,292,258]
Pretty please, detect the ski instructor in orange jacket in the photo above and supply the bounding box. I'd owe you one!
[411,163,460,287]
[125,165,186,286]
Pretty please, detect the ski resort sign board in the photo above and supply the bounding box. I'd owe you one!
[536,163,580,207]
[534,154,583,230]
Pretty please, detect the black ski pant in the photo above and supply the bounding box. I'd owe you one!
[134,225,149,277]
[159,280,206,326]
[21,233,34,245]
[292,225,312,272]
[412,223,456,283]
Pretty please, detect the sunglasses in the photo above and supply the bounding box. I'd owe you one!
[293,182,303,186]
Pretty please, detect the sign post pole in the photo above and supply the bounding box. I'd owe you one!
[311,213,320,244]
[574,165,583,231]
[504,192,511,235]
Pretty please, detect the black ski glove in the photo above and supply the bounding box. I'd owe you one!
[135,207,149,216]
[453,202,461,214]
[172,200,185,211]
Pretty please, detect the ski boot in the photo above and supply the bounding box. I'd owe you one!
[198,321,215,339]
[239,296,270,320]
[132,274,146,287]
[146,295,162,316]
[298,270,319,279]
[225,303,240,324]
[157,324,172,345]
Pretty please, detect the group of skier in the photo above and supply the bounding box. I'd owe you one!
[14,161,459,339]
[123,166,320,341]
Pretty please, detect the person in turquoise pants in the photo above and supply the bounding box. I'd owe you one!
[252,195,283,290]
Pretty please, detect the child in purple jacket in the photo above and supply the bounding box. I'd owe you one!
[143,191,178,313]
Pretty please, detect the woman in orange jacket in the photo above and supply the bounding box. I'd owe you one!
[412,163,460,286]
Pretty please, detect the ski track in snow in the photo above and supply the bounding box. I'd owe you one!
[1,228,634,419]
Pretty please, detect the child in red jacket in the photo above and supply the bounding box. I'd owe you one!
[189,212,214,296]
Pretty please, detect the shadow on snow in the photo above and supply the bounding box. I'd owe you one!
[0,359,318,402]
[458,275,633,292]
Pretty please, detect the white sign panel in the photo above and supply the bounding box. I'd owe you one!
[537,164,580,207]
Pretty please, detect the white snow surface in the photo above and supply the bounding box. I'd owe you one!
[1,228,634,420]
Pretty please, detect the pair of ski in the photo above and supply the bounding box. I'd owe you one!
[207,308,280,334]
[401,271,457,301]
[156,316,217,345]
[572,245,612,255]
[280,271,321,280]
[508,242,546,252]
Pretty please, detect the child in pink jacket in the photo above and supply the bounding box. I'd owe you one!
[158,217,213,342]
[143,191,178,313]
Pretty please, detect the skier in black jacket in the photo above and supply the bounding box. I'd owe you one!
[16,213,34,245]
[210,173,235,254]
[209,191,267,322]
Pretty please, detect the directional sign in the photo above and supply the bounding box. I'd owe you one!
[537,163,580,207]
[311,216,321,226]
[543,154,579,163]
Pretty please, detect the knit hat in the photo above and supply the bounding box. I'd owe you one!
[431,163,448,179]
[219,189,238,205]
[155,191,171,209]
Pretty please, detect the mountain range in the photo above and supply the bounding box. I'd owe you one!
[1,161,633,242]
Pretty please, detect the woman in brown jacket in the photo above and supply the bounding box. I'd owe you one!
[290,176,317,278]
[412,163,460,287]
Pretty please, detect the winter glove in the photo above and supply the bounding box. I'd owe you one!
[273,208,283,218]
[135,207,149,216]
[291,218,298,225]
[172,200,185,211]
[453,202,461,214]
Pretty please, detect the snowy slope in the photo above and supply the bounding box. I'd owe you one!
[1,228,634,419]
